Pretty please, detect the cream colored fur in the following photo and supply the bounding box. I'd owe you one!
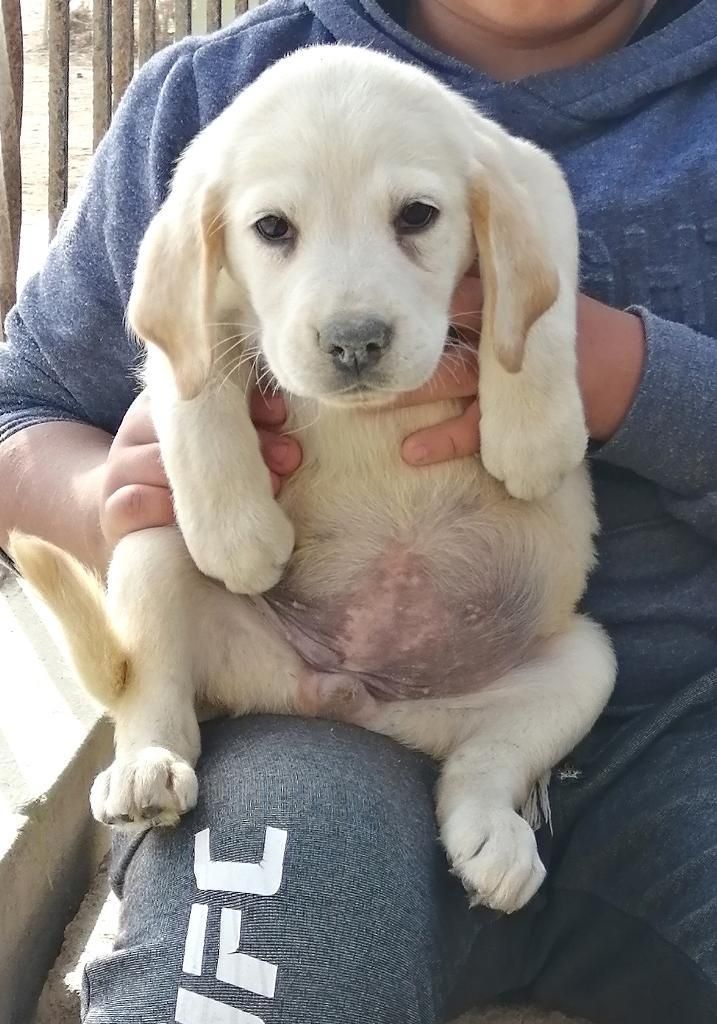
[11,46,615,915]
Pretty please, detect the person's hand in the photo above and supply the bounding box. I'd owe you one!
[401,271,482,466]
[99,390,302,549]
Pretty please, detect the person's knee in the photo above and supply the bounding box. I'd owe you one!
[92,716,465,1023]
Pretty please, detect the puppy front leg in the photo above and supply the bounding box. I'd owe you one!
[478,292,587,502]
[436,614,615,913]
[148,352,295,595]
[90,529,203,828]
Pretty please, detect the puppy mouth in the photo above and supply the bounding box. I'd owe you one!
[320,382,399,409]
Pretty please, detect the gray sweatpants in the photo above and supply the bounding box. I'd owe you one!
[82,670,717,1023]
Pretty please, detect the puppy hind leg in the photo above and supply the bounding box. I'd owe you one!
[438,615,615,913]
[92,529,205,829]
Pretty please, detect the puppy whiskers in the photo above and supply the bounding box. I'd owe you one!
[217,344,261,393]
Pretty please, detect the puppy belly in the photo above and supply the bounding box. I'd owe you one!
[251,547,542,701]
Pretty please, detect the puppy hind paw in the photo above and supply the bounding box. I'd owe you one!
[90,747,198,829]
[442,806,546,914]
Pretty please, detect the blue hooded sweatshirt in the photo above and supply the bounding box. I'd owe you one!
[2,0,717,705]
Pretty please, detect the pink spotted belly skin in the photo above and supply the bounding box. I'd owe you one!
[252,544,544,701]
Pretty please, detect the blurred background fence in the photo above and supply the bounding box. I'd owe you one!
[0,0,260,332]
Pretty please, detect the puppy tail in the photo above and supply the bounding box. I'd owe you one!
[9,531,128,708]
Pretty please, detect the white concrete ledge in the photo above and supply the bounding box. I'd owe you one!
[0,567,112,1024]
[34,861,119,1024]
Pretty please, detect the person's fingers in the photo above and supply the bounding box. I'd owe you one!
[251,389,287,428]
[402,400,480,466]
[116,390,288,446]
[102,483,176,546]
[258,429,302,476]
[397,346,478,407]
[450,272,483,340]
[103,442,167,498]
[112,392,158,447]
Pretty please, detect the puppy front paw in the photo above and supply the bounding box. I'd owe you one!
[480,407,586,502]
[90,747,198,829]
[189,501,295,594]
[221,502,296,594]
[441,806,546,913]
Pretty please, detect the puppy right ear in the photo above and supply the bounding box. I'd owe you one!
[128,185,224,400]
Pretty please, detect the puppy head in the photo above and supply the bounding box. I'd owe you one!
[129,46,566,404]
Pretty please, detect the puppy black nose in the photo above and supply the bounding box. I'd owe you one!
[318,316,393,374]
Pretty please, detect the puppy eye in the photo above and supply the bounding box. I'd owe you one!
[396,201,439,234]
[254,214,295,243]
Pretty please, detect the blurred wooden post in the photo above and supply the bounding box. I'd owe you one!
[112,0,133,109]
[47,0,69,238]
[138,0,157,64]
[0,0,23,329]
[206,0,220,32]
[93,0,112,146]
[175,0,190,39]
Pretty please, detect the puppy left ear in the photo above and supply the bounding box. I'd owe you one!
[128,184,225,400]
[466,125,586,500]
[470,162,560,374]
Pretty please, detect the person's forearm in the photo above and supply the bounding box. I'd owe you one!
[576,295,646,443]
[578,296,717,512]
[0,421,111,573]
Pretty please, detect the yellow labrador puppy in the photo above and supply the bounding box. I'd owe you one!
[12,45,615,915]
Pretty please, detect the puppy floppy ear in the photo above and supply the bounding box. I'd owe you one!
[468,130,585,500]
[128,186,224,400]
[470,165,559,374]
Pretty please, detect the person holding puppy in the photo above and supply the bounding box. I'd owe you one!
[1,1,715,1022]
